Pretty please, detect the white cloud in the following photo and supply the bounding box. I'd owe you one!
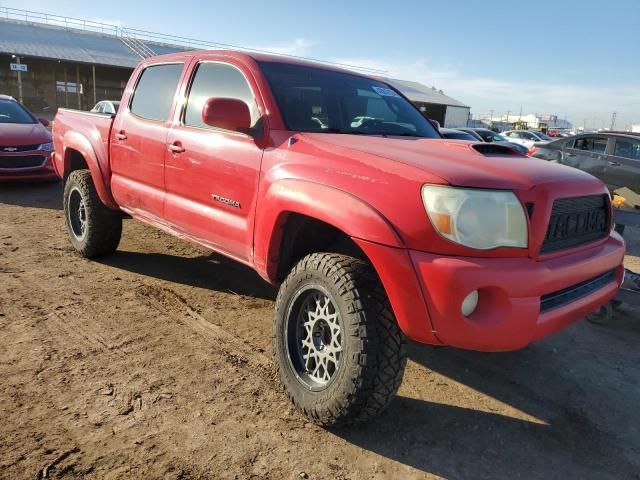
[245,38,314,57]
[330,56,640,129]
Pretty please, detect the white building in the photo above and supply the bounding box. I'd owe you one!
[383,78,471,128]
[481,113,572,131]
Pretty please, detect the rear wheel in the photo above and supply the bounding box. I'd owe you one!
[273,253,407,426]
[63,170,122,258]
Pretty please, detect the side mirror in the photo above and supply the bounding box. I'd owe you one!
[202,97,251,133]
[38,118,50,127]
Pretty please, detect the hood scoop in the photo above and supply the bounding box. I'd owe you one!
[472,143,522,156]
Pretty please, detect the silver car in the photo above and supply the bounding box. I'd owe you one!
[502,130,552,148]
[530,132,640,191]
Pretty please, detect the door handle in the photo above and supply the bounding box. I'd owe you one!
[168,142,185,154]
[564,152,576,157]
[608,161,621,167]
[114,131,127,141]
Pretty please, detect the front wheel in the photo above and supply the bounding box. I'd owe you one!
[273,253,407,426]
[63,170,122,258]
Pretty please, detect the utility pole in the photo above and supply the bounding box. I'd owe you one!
[16,56,23,104]
[610,112,617,131]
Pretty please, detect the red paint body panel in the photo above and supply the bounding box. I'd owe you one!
[410,233,624,350]
[52,50,626,352]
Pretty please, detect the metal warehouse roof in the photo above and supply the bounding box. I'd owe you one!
[0,19,187,67]
[0,17,469,109]
[384,78,469,108]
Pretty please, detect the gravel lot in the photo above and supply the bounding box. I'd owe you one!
[1,182,639,480]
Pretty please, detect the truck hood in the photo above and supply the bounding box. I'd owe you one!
[0,122,51,147]
[301,133,596,190]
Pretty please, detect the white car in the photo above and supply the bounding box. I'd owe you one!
[90,100,120,115]
[501,130,552,148]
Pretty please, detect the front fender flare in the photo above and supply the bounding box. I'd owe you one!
[254,178,403,282]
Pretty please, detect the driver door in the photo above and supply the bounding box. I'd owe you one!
[163,59,264,262]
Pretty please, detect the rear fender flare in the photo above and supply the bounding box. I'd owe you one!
[62,131,117,209]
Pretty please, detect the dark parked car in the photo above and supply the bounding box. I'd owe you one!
[458,127,529,155]
[439,128,478,141]
[531,133,640,191]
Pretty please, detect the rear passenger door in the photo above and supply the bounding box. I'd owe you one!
[163,59,264,262]
[110,62,187,220]
[607,137,640,191]
[561,135,609,184]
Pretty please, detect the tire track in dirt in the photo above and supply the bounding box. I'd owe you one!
[134,283,277,387]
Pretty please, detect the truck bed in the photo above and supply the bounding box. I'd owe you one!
[52,108,114,182]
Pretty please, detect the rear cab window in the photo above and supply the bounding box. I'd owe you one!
[130,63,184,122]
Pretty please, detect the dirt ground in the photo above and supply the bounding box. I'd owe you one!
[1,182,639,480]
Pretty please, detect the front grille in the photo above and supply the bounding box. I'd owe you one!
[541,195,609,253]
[0,154,46,169]
[0,144,40,153]
[540,269,616,313]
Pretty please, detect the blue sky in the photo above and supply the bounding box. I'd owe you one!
[7,0,640,128]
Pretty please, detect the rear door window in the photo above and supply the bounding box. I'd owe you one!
[130,63,184,122]
[613,139,640,160]
[572,137,608,153]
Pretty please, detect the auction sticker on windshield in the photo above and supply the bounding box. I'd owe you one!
[372,86,400,97]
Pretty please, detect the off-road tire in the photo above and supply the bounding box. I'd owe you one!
[63,169,122,258]
[273,253,407,426]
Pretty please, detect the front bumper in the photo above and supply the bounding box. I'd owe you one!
[357,233,625,352]
[0,151,59,181]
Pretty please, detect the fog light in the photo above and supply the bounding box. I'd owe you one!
[461,290,479,317]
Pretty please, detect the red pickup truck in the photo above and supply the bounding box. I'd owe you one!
[52,50,625,426]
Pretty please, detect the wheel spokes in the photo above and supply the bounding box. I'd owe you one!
[294,289,343,387]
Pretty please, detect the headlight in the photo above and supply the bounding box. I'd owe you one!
[422,185,528,249]
[38,142,53,151]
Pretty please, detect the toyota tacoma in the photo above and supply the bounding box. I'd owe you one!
[52,51,625,426]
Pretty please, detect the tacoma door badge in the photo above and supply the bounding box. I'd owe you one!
[211,194,241,209]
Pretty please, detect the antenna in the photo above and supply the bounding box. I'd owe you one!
[610,112,617,130]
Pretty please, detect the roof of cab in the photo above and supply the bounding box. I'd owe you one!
[141,49,366,76]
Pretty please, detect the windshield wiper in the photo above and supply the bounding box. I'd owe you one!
[322,128,378,135]
[393,132,426,138]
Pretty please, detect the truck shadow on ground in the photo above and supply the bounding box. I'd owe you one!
[98,250,278,300]
[332,341,637,479]
[0,181,62,210]
[97,246,638,478]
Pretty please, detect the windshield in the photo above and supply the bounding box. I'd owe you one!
[0,99,36,124]
[258,62,440,138]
